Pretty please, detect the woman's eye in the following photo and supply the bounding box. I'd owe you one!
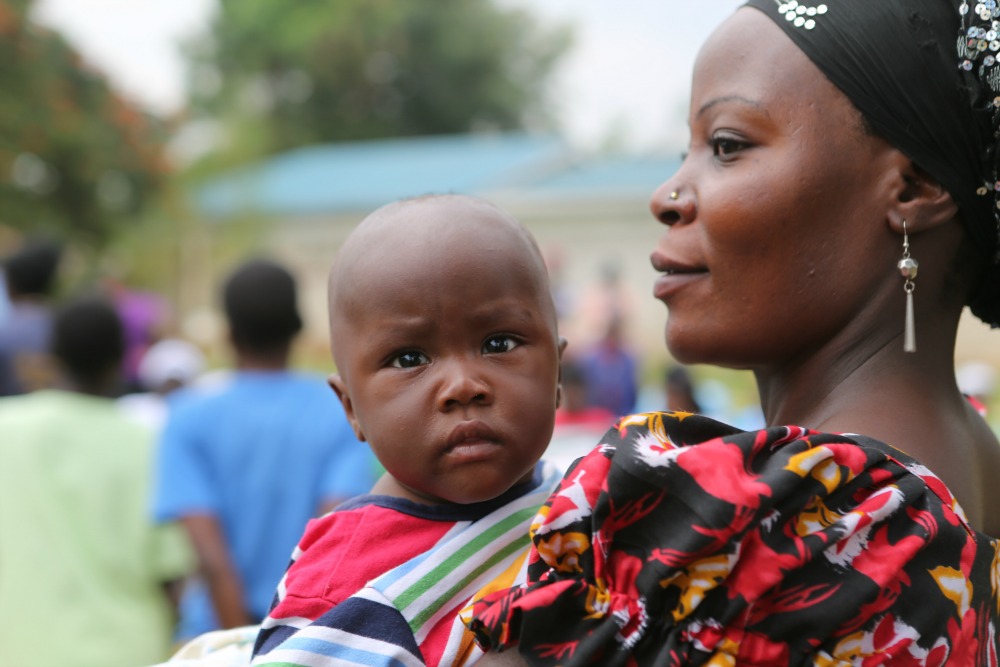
[482,336,519,355]
[711,134,749,158]
[390,351,429,368]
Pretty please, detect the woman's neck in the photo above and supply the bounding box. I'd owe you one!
[752,312,1000,537]
[755,289,963,431]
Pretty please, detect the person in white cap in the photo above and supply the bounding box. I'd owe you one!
[118,337,206,429]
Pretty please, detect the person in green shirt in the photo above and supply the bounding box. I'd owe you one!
[0,295,194,667]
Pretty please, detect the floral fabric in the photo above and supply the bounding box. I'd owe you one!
[465,412,1000,666]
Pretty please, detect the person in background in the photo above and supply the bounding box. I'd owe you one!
[0,270,10,325]
[554,359,616,430]
[119,337,207,429]
[0,238,62,396]
[664,364,701,414]
[0,296,193,667]
[153,259,379,640]
[544,359,617,473]
[578,316,638,419]
[103,275,170,393]
[957,359,997,418]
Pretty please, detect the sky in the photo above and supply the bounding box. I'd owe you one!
[31,0,745,154]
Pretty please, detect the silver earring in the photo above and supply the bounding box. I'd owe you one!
[897,220,918,353]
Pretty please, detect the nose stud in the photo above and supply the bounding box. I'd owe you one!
[669,191,679,200]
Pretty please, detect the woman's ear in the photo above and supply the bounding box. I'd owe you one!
[328,373,365,442]
[889,160,959,234]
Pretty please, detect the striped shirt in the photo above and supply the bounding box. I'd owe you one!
[252,462,562,667]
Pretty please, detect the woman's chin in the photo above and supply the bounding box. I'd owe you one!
[664,325,703,365]
[665,323,750,369]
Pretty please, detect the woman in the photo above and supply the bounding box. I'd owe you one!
[467,0,1000,663]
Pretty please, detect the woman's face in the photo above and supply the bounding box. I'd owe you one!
[650,8,903,369]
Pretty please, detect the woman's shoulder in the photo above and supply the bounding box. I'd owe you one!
[554,411,997,581]
[469,411,1000,662]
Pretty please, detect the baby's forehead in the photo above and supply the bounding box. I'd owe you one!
[333,199,546,300]
[351,198,534,260]
[370,194,513,232]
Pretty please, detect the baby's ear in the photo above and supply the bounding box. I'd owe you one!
[555,336,568,408]
[329,373,365,442]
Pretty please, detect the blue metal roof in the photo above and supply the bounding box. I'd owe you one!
[193,132,680,218]
[524,154,681,196]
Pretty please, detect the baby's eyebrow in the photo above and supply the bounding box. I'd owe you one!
[465,305,539,328]
[358,316,431,347]
[373,313,433,330]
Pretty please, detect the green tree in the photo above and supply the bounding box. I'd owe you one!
[185,0,571,169]
[0,0,170,248]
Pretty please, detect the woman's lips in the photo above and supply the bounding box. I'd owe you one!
[653,270,708,300]
[651,253,708,300]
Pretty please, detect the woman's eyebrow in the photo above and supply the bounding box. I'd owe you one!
[697,95,768,119]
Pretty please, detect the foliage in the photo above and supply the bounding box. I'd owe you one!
[184,0,572,171]
[0,0,170,249]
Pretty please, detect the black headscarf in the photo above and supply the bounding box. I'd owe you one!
[744,0,1000,327]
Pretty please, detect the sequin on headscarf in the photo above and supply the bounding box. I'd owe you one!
[958,1,1000,266]
[775,1,828,30]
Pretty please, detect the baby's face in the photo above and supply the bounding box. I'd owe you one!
[330,202,562,504]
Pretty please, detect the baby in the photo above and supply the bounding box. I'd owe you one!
[252,194,566,666]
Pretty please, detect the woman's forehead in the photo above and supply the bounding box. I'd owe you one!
[691,9,846,119]
[696,10,806,84]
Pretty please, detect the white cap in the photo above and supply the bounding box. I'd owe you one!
[957,361,997,398]
[138,338,206,390]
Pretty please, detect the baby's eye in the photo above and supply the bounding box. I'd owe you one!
[482,335,520,355]
[389,351,429,368]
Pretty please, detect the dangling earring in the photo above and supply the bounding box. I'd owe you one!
[897,220,918,353]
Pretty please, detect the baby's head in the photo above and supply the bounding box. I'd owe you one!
[328,194,564,505]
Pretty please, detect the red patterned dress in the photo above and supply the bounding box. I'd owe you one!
[466,412,1000,666]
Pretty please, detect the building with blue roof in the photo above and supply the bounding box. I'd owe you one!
[188,131,681,362]
[195,133,576,218]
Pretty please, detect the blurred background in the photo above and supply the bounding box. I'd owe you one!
[3,0,998,424]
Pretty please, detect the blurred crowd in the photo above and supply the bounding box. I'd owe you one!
[0,238,380,667]
[1,234,996,666]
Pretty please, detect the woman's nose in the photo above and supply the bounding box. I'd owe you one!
[650,181,694,227]
[436,358,493,409]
